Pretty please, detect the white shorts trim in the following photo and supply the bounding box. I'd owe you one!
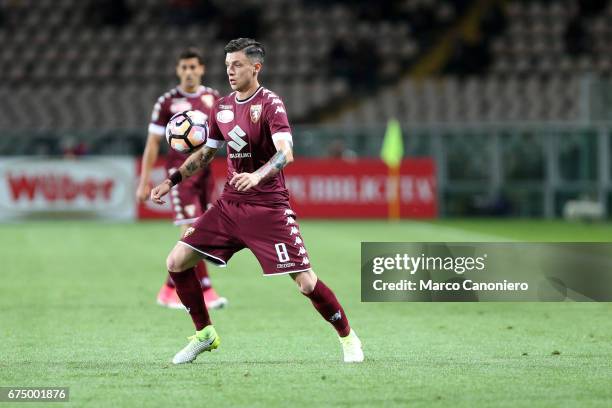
[173,218,198,226]
[271,132,293,146]
[262,267,313,277]
[177,241,227,267]
[206,138,225,149]
[148,123,165,135]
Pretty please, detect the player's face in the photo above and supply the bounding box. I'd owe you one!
[176,58,204,89]
[225,51,260,91]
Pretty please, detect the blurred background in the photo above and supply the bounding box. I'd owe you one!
[1,0,611,220]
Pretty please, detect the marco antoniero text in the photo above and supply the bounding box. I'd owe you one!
[372,279,529,291]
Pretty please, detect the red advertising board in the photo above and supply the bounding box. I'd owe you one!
[137,157,437,220]
[280,158,437,218]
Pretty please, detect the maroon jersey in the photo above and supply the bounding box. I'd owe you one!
[205,86,293,204]
[148,85,220,170]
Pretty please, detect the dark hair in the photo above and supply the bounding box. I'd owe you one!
[224,38,265,63]
[177,48,204,65]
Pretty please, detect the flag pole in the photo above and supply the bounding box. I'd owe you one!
[388,164,401,220]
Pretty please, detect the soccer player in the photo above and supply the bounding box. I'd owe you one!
[137,48,228,310]
[151,38,364,364]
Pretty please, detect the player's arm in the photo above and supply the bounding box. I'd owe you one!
[136,133,162,202]
[230,139,294,192]
[150,146,218,205]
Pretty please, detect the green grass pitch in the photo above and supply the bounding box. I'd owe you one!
[2,219,612,407]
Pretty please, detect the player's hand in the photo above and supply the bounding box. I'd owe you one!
[230,172,261,192]
[136,182,151,202]
[150,180,172,205]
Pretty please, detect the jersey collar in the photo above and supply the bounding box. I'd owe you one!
[235,86,263,104]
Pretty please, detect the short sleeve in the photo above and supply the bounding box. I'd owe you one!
[205,103,226,149]
[265,96,292,145]
[148,96,171,136]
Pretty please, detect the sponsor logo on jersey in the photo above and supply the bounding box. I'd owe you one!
[201,94,215,109]
[277,262,296,269]
[272,98,283,105]
[170,99,192,113]
[286,217,295,225]
[217,109,234,124]
[301,257,310,265]
[227,125,247,152]
[294,236,303,245]
[298,247,306,255]
[250,104,262,123]
[229,152,252,159]
[275,106,286,115]
[219,104,233,110]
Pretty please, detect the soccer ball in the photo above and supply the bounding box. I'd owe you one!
[165,110,209,154]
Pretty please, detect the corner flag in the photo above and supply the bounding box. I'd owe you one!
[380,119,404,220]
[380,118,404,168]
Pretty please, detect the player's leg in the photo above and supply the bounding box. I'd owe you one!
[166,242,219,364]
[166,243,211,330]
[240,203,363,362]
[290,270,364,363]
[167,199,244,364]
[180,222,228,309]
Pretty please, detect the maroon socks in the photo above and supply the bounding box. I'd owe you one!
[167,260,210,290]
[169,269,211,331]
[194,261,212,290]
[303,279,350,337]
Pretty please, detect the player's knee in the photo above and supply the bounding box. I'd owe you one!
[293,270,317,294]
[166,252,185,272]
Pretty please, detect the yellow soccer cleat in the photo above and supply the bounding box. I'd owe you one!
[172,325,220,364]
[339,329,364,363]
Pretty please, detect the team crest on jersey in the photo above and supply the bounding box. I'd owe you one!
[201,94,214,109]
[170,99,192,113]
[250,104,262,123]
[184,227,195,238]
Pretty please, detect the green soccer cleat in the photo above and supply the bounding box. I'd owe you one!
[339,329,364,363]
[172,325,220,364]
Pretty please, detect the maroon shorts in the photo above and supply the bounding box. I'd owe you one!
[180,199,312,276]
[167,167,214,226]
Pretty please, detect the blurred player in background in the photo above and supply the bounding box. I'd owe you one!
[151,38,363,364]
[137,48,228,310]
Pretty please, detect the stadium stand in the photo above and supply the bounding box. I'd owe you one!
[0,0,462,131]
[337,0,612,124]
[3,0,610,133]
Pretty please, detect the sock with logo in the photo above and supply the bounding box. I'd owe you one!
[303,279,350,337]
[169,269,211,331]
[194,261,212,290]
